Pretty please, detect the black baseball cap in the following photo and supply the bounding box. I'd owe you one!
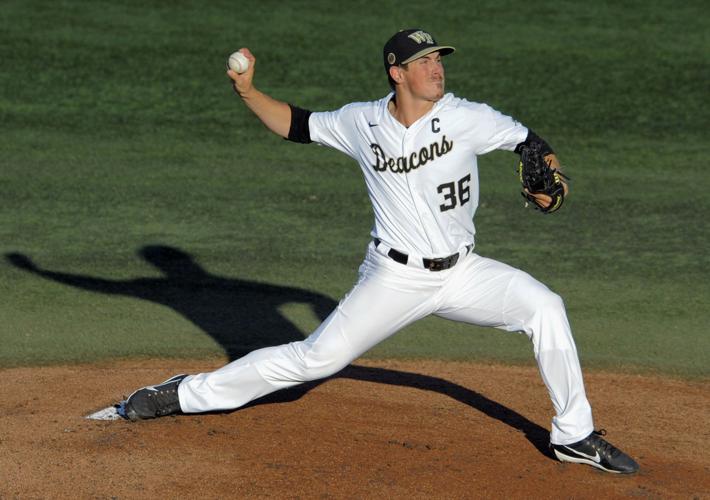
[383,29,455,73]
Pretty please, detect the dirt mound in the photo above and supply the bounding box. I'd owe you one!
[1,359,707,498]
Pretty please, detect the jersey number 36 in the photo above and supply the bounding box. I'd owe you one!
[437,174,471,212]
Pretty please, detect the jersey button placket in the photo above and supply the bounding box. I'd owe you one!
[402,127,436,258]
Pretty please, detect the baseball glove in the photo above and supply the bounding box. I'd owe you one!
[517,143,568,214]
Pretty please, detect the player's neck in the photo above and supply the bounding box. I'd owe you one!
[388,93,436,128]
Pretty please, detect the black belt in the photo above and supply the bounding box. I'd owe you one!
[374,238,471,272]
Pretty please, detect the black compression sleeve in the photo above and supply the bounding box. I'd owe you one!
[287,104,313,144]
[514,129,554,156]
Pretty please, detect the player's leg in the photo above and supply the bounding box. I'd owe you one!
[433,253,593,445]
[175,245,440,413]
[435,253,638,473]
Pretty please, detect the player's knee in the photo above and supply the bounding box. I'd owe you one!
[536,293,569,333]
[517,288,564,319]
[311,359,350,380]
[519,288,568,334]
[536,290,565,314]
[300,356,350,381]
[513,271,565,315]
[290,342,352,381]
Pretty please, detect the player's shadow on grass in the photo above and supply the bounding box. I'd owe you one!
[5,246,550,455]
[6,246,335,359]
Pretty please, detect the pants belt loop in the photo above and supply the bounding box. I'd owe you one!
[374,238,408,265]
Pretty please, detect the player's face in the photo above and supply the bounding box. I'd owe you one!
[402,52,445,101]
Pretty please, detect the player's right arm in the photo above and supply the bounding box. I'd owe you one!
[228,49,359,156]
[227,48,291,139]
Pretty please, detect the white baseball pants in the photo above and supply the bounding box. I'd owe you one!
[178,242,594,445]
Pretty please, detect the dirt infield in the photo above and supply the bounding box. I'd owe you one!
[1,359,708,499]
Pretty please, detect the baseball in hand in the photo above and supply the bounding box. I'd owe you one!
[227,51,249,74]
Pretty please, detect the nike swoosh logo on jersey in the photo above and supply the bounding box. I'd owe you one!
[562,445,601,463]
[368,122,378,127]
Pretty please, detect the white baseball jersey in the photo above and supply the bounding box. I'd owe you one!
[309,92,528,258]
[177,90,595,447]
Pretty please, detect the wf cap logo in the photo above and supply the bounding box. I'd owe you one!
[407,30,434,45]
[383,29,455,72]
[386,30,435,65]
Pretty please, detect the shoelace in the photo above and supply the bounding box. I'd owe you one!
[590,429,620,458]
[148,384,180,415]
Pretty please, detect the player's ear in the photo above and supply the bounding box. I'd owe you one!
[389,65,405,85]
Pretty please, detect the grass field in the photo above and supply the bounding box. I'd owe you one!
[1,0,708,377]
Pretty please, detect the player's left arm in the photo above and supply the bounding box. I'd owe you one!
[514,130,569,208]
[471,103,569,210]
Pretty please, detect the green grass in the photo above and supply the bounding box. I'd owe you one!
[1,0,708,377]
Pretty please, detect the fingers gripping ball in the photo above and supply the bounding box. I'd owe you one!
[517,143,569,214]
[227,51,249,74]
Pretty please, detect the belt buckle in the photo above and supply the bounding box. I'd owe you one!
[426,253,459,271]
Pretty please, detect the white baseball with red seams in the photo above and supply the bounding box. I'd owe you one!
[177,89,595,446]
[227,51,249,74]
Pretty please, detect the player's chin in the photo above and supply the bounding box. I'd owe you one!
[425,87,444,102]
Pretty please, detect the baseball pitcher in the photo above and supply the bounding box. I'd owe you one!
[120,29,638,474]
